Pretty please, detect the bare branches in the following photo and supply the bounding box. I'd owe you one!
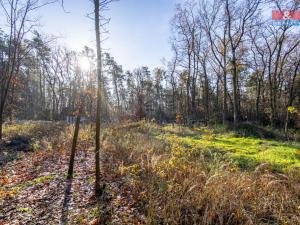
[0,0,57,139]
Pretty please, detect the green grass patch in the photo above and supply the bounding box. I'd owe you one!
[13,174,55,190]
[154,124,300,172]
[18,207,32,215]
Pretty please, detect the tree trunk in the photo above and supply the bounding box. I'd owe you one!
[231,55,239,128]
[186,52,191,118]
[67,102,83,179]
[113,72,120,110]
[202,60,209,123]
[284,60,299,138]
[172,84,176,113]
[0,107,3,140]
[191,51,197,113]
[216,75,220,118]
[255,76,261,123]
[269,82,275,128]
[284,109,289,139]
[94,0,102,196]
[222,71,227,125]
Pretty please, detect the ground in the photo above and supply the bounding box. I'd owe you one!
[0,121,299,224]
[158,124,300,172]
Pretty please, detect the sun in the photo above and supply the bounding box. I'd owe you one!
[79,56,90,71]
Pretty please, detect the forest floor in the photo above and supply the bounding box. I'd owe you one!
[0,121,299,224]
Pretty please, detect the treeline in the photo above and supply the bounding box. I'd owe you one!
[0,0,299,140]
[112,0,300,130]
[166,0,300,128]
[126,0,299,130]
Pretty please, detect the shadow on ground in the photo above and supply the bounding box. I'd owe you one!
[60,179,73,225]
[0,121,67,168]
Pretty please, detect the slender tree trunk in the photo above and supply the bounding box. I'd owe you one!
[216,75,220,118]
[222,32,228,125]
[191,52,197,113]
[9,83,15,123]
[202,60,209,123]
[172,85,176,113]
[67,102,83,179]
[113,72,120,110]
[94,0,102,196]
[0,79,12,140]
[231,54,239,128]
[284,60,299,138]
[0,76,13,140]
[255,76,261,123]
[0,106,3,140]
[222,71,227,124]
[186,53,191,118]
[269,79,275,128]
[284,110,289,139]
[40,69,44,112]
[52,88,56,120]
[237,74,241,119]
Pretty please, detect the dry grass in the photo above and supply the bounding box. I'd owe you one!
[102,122,300,225]
[1,121,299,224]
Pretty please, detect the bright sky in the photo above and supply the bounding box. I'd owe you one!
[37,0,182,71]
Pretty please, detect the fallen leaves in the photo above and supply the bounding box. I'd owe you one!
[1,122,146,224]
[0,176,9,186]
[0,189,13,198]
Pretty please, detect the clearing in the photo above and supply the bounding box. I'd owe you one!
[0,121,299,224]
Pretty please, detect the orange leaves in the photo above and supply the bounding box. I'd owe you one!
[296,150,300,159]
[0,171,18,187]
[89,218,99,225]
[0,175,9,186]
[175,112,183,124]
[11,175,18,183]
[0,189,17,198]
[0,173,20,199]
[0,189,5,198]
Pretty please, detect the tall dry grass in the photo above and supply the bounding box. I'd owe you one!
[102,122,300,225]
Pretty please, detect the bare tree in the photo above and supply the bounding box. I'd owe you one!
[0,0,56,139]
[93,0,115,196]
[225,0,262,128]
[200,0,229,124]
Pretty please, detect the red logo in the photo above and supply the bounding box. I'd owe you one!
[272,10,300,20]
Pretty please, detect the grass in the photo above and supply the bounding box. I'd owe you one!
[156,124,300,172]
[13,174,55,190]
[102,121,300,224]
[1,121,300,224]
[2,121,67,141]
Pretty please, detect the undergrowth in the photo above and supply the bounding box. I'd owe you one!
[102,121,300,224]
[1,121,299,224]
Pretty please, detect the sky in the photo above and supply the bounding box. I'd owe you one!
[36,0,182,71]
[3,1,291,71]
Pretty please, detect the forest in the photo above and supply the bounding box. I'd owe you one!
[0,0,299,224]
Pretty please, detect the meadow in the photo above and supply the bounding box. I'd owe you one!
[0,121,299,224]
[103,122,300,224]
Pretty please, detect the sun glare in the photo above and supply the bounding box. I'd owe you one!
[79,56,90,71]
